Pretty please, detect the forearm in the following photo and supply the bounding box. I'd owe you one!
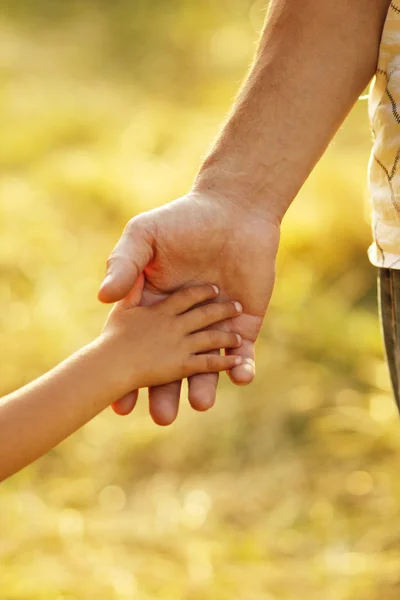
[195,0,390,221]
[0,337,131,482]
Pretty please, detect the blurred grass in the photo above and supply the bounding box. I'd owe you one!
[1,2,400,599]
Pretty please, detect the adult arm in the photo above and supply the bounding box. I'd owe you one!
[194,0,390,218]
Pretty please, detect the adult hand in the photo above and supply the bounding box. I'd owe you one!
[98,190,280,425]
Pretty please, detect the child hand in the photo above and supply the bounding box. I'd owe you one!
[100,276,243,395]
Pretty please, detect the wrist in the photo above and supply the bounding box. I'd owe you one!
[85,337,124,401]
[193,162,288,225]
[96,331,140,397]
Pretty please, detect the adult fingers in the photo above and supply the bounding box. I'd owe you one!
[111,390,139,415]
[188,369,219,412]
[98,216,154,304]
[149,380,182,426]
[186,334,240,414]
[226,338,256,385]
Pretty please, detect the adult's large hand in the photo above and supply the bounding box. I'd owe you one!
[98,190,280,425]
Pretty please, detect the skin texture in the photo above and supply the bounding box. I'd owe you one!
[0,281,243,481]
[99,0,391,425]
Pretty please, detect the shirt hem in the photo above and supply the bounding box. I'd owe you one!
[368,243,400,269]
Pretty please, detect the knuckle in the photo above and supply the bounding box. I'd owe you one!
[184,287,194,297]
[205,355,215,371]
[105,248,131,271]
[180,287,195,303]
[125,213,149,237]
[106,252,120,269]
[106,255,114,270]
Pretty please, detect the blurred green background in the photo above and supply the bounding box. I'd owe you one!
[1,1,399,599]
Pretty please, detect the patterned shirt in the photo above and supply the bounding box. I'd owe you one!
[369,3,400,269]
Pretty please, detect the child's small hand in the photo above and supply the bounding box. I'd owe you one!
[100,277,243,395]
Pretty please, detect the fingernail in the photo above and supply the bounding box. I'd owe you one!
[212,285,219,294]
[242,362,255,376]
[236,334,242,344]
[234,301,242,312]
[234,357,243,365]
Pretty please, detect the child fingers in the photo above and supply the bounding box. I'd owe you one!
[183,300,242,332]
[187,353,243,375]
[166,284,219,314]
[190,330,242,353]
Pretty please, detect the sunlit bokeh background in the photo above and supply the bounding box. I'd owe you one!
[1,2,399,599]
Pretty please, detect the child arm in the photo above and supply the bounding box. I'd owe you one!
[0,283,243,482]
[0,337,123,482]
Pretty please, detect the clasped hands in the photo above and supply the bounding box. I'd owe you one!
[98,191,280,425]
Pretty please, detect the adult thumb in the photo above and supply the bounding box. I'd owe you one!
[98,216,154,303]
[119,272,145,309]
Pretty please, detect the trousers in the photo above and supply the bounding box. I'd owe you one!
[378,267,400,410]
